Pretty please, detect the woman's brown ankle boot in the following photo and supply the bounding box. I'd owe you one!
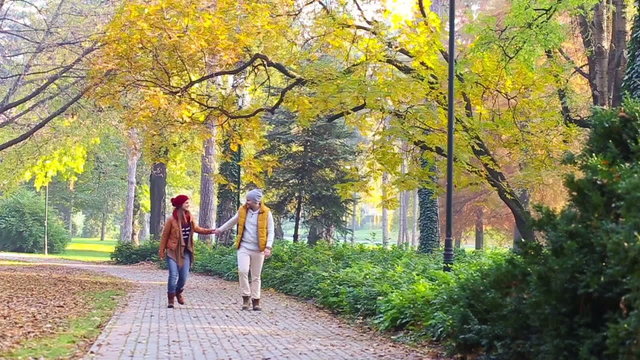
[176,289,185,305]
[167,293,175,308]
[252,298,261,311]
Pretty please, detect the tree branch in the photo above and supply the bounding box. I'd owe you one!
[557,48,589,80]
[0,45,97,114]
[179,53,305,93]
[0,85,92,152]
[324,102,367,122]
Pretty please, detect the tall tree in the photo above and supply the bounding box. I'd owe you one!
[622,1,640,98]
[381,172,390,248]
[259,111,358,245]
[199,118,217,243]
[121,129,140,243]
[149,160,167,239]
[411,190,419,248]
[576,0,628,108]
[216,136,240,246]
[475,207,484,250]
[71,135,127,241]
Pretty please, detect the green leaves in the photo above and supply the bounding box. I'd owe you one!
[24,145,88,190]
[0,189,70,254]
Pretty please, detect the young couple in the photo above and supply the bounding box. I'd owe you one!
[158,189,274,311]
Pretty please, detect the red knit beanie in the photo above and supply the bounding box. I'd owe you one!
[171,195,189,208]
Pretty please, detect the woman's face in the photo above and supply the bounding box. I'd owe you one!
[182,199,191,211]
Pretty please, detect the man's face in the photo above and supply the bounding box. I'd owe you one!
[246,197,259,209]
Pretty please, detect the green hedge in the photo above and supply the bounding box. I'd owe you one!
[111,241,160,264]
[441,101,640,359]
[191,241,505,345]
[0,189,70,254]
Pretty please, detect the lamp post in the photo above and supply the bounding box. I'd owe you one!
[44,184,49,255]
[443,0,455,271]
[236,144,242,209]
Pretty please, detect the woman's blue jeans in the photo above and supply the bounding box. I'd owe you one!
[167,253,190,294]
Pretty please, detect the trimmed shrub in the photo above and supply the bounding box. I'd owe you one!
[0,189,70,253]
[111,241,159,264]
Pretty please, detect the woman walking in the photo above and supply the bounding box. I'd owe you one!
[159,195,214,308]
[214,189,274,311]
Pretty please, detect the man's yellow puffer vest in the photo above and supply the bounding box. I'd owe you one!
[234,203,271,251]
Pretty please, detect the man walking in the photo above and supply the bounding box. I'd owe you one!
[214,189,274,311]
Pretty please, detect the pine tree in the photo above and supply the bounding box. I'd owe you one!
[260,111,358,245]
[622,2,640,98]
[215,137,241,246]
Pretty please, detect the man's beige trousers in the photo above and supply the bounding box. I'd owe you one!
[237,247,265,299]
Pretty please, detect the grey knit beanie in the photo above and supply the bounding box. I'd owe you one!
[246,189,263,202]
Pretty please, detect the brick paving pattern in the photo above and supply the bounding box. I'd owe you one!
[0,253,439,360]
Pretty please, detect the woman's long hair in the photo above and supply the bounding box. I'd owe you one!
[173,207,191,224]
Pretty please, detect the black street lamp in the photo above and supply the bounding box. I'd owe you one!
[443,0,455,272]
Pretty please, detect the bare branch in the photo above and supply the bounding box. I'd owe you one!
[179,53,304,93]
[0,45,98,114]
[0,78,83,128]
[557,48,589,80]
[352,0,374,26]
[417,0,428,19]
[0,84,92,152]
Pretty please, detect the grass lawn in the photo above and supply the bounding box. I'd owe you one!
[0,238,117,263]
[61,237,117,262]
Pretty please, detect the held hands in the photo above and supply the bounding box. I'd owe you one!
[211,228,221,236]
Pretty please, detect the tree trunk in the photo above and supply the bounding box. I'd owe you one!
[292,193,303,243]
[274,216,284,239]
[122,129,140,244]
[397,191,404,246]
[138,212,148,242]
[131,190,140,246]
[100,210,107,242]
[149,161,167,239]
[475,207,484,250]
[402,188,410,245]
[350,193,358,245]
[418,159,439,253]
[381,171,390,248]
[216,139,240,246]
[398,145,409,246]
[411,190,419,249]
[199,119,217,244]
[454,236,461,249]
[577,0,628,107]
[591,1,610,107]
[307,222,322,246]
[513,189,531,250]
[608,0,628,107]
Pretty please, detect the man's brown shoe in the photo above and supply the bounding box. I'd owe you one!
[242,296,251,310]
[252,298,261,311]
